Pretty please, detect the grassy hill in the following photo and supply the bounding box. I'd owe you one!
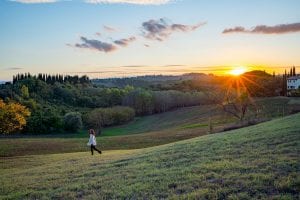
[1,96,299,157]
[1,113,299,199]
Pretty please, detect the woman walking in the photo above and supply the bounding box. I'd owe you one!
[87,129,102,155]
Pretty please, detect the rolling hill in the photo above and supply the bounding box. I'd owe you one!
[1,113,299,199]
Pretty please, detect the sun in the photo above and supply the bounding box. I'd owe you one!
[229,67,247,76]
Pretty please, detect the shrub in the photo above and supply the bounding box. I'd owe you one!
[25,108,63,134]
[63,112,83,132]
[0,99,31,134]
[84,106,135,130]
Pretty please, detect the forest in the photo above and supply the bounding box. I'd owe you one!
[0,73,208,134]
[0,70,290,134]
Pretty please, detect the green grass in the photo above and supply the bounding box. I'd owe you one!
[1,113,299,199]
[101,105,220,136]
[180,123,208,129]
[1,97,300,157]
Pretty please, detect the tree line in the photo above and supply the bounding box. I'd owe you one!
[0,75,209,134]
[13,73,90,85]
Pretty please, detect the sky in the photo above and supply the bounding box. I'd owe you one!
[0,0,300,81]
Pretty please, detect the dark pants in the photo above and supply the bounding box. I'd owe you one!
[91,145,101,155]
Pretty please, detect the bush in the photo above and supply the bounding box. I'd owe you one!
[25,108,63,134]
[0,99,31,134]
[63,112,83,132]
[84,106,135,130]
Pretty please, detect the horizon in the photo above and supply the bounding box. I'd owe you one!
[1,0,300,81]
[1,67,299,83]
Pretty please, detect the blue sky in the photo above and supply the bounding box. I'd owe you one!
[0,0,300,80]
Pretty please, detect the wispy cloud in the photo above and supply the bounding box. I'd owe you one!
[9,0,58,3]
[103,25,119,32]
[5,67,23,70]
[223,22,300,34]
[114,36,136,46]
[120,65,148,68]
[85,0,174,5]
[70,36,137,52]
[10,0,176,4]
[72,36,117,53]
[141,18,205,41]
[163,64,186,67]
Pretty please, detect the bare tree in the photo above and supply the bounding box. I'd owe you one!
[206,87,253,122]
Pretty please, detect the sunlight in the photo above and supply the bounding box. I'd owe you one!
[229,67,247,76]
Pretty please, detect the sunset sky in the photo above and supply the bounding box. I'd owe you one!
[0,0,300,81]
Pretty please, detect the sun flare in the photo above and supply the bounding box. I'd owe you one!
[229,67,247,76]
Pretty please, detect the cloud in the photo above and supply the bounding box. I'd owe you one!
[5,67,23,70]
[114,36,136,46]
[103,25,118,32]
[73,37,117,53]
[141,18,205,41]
[10,0,175,4]
[70,36,136,53]
[85,0,174,5]
[163,64,185,67]
[9,0,58,3]
[120,65,148,68]
[223,22,300,34]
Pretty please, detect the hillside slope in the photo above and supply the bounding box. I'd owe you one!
[1,113,300,199]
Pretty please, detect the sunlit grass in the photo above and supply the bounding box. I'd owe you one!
[1,113,299,199]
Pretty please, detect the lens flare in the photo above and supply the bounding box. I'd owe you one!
[229,67,247,76]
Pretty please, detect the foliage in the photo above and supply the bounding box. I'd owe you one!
[25,107,64,134]
[0,99,30,134]
[13,73,90,85]
[84,106,135,130]
[0,70,286,134]
[122,88,154,115]
[242,71,282,97]
[123,89,207,115]
[20,85,29,99]
[63,112,83,132]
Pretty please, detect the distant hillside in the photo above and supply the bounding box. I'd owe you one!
[92,73,208,88]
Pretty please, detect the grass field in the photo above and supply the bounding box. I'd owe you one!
[1,113,299,199]
[1,97,299,157]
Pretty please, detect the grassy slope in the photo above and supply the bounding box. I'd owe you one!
[1,113,299,199]
[1,97,299,157]
[101,105,222,136]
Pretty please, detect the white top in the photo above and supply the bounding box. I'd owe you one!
[87,134,96,146]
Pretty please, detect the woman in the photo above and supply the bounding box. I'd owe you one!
[87,129,102,155]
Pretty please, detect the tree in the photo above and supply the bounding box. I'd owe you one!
[0,99,31,134]
[221,91,251,121]
[25,107,63,134]
[293,66,296,76]
[84,106,135,131]
[63,112,83,132]
[20,85,29,99]
[206,79,253,122]
[122,88,154,115]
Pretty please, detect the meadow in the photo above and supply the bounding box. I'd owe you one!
[1,96,299,157]
[1,112,299,199]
